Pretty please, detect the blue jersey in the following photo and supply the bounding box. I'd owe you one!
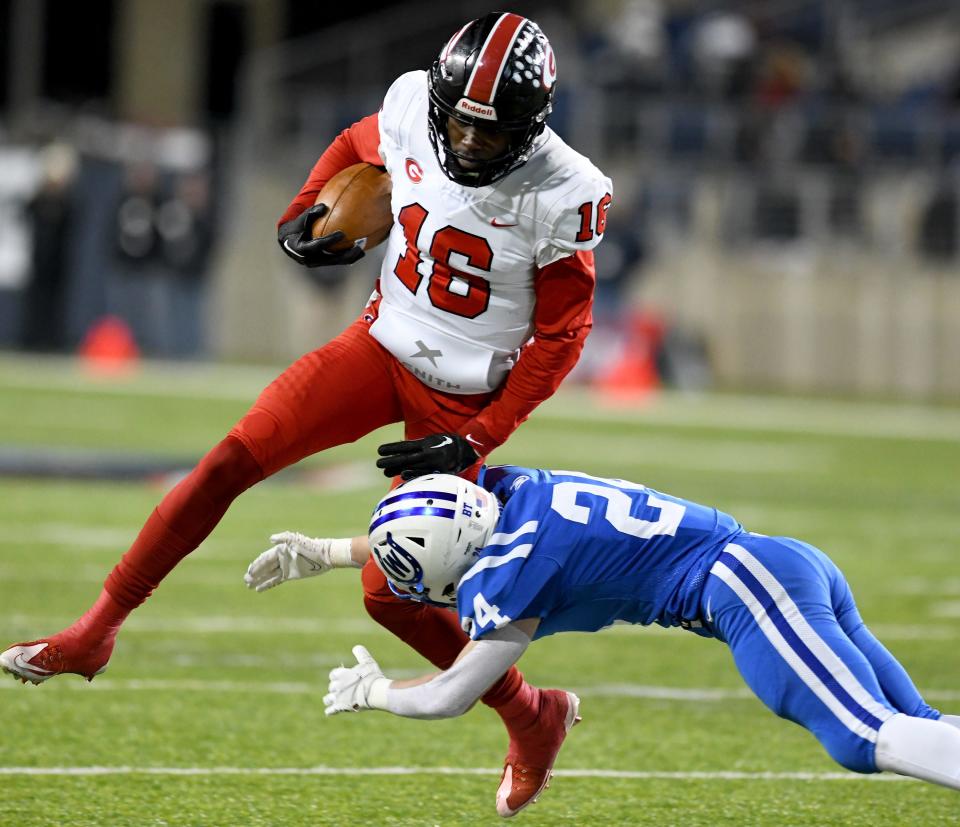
[457,466,744,640]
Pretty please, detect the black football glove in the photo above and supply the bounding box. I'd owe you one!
[277,203,365,268]
[376,433,479,480]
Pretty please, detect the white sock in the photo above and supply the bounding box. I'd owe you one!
[875,713,960,790]
[939,714,960,731]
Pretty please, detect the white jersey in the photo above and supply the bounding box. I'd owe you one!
[371,70,612,395]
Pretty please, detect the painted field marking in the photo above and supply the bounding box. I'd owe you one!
[2,678,957,704]
[3,614,382,635]
[0,765,909,781]
[3,614,957,643]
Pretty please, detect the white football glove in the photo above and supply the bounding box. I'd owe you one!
[324,645,390,716]
[244,532,357,593]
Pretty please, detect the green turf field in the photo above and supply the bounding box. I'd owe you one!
[1,355,959,826]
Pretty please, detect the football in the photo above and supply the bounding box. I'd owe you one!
[311,162,393,251]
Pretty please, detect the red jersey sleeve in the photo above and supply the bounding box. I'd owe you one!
[277,112,383,227]
[461,249,595,454]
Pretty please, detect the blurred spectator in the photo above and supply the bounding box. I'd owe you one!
[606,0,667,88]
[108,161,217,358]
[574,191,648,385]
[917,179,959,261]
[157,171,217,356]
[592,192,647,321]
[157,171,215,279]
[754,181,801,241]
[754,43,811,111]
[582,0,667,93]
[114,161,161,268]
[734,41,812,169]
[20,143,79,352]
[578,0,667,155]
[690,11,757,100]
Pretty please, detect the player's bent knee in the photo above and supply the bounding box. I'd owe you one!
[196,435,264,500]
[818,730,880,774]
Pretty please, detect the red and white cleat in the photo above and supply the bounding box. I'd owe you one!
[0,636,111,685]
[496,689,581,818]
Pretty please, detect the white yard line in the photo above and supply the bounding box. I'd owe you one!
[3,677,958,704]
[3,614,956,642]
[0,765,908,781]
[3,614,382,635]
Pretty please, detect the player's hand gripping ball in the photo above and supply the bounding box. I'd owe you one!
[278,163,392,268]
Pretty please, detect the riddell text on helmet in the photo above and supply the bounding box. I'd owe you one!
[455,98,497,120]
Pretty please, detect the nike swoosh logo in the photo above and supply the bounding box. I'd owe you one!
[705,597,714,623]
[465,434,483,447]
[490,218,518,228]
[13,652,52,675]
[282,238,305,259]
[432,436,453,448]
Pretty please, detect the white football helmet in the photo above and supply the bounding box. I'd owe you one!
[368,474,500,607]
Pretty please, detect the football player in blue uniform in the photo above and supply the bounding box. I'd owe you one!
[253,468,960,817]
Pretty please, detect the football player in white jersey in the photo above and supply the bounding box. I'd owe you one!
[2,13,611,815]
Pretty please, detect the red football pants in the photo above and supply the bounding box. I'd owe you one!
[230,316,492,475]
[228,317,526,709]
[100,315,529,717]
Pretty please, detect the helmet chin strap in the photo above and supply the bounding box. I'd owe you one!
[386,577,455,609]
[436,126,535,187]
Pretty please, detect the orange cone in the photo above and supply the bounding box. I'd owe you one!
[78,316,140,376]
[595,311,663,404]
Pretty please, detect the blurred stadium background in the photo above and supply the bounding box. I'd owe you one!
[0,0,959,398]
[2,4,960,825]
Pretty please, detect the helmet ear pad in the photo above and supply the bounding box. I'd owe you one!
[368,474,500,607]
[427,13,556,187]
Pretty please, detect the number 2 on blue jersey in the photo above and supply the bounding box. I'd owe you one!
[549,473,686,539]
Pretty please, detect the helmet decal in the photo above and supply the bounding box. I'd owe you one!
[369,504,457,533]
[368,474,501,607]
[542,45,557,90]
[376,489,458,510]
[373,532,424,586]
[463,12,526,105]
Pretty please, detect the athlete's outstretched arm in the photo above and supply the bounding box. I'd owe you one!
[244,534,370,592]
[324,618,540,719]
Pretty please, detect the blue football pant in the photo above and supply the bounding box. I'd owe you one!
[701,533,939,773]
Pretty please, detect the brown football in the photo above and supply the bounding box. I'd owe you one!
[311,162,393,251]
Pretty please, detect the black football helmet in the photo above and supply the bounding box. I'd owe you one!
[427,12,557,187]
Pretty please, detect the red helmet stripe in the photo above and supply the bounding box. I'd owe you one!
[463,13,526,105]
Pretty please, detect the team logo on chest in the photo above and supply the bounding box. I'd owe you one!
[410,339,442,367]
[405,158,424,183]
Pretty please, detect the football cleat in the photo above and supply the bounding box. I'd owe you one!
[496,689,581,818]
[0,637,110,685]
